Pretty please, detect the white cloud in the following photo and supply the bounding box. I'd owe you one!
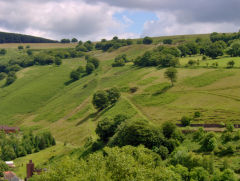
[0,0,131,41]
[142,12,240,37]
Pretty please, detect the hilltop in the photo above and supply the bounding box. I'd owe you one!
[0,32,57,43]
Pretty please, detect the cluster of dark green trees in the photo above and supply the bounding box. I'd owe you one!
[60,38,78,43]
[31,116,239,180]
[134,46,180,67]
[95,36,133,52]
[0,49,6,55]
[70,56,99,81]
[0,48,65,85]
[0,131,55,161]
[92,87,121,111]
[0,32,57,43]
[76,41,94,52]
[112,54,129,67]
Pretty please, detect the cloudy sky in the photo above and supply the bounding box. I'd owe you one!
[0,0,239,41]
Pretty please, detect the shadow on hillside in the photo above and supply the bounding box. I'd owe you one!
[76,104,115,126]
[64,79,75,86]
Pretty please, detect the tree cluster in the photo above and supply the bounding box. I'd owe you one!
[112,54,129,67]
[95,36,133,52]
[70,56,99,81]
[92,87,121,111]
[0,131,56,161]
[134,46,180,67]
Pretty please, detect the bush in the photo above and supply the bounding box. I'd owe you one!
[200,132,218,152]
[163,39,173,44]
[162,122,176,139]
[143,36,153,44]
[27,49,33,56]
[18,45,24,50]
[0,49,6,55]
[70,70,80,80]
[55,57,62,66]
[86,63,95,74]
[227,60,235,68]
[5,72,17,85]
[194,111,201,118]
[181,116,191,126]
[106,87,121,105]
[92,90,109,110]
[87,57,99,68]
[110,120,165,149]
[96,118,115,142]
[0,72,7,80]
[153,146,169,160]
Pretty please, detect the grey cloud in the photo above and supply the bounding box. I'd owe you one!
[84,0,240,24]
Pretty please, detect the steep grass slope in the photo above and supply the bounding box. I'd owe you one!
[0,35,240,146]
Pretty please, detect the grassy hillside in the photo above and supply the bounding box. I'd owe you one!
[0,34,239,146]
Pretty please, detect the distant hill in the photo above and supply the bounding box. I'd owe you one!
[0,32,58,43]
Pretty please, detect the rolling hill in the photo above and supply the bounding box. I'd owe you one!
[0,34,239,146]
[0,31,57,43]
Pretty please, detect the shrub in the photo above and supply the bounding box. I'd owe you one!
[200,132,218,152]
[5,72,17,85]
[153,146,169,160]
[225,123,234,132]
[18,45,24,50]
[92,90,109,110]
[181,116,191,127]
[0,72,7,80]
[96,118,115,142]
[162,122,176,139]
[55,57,62,66]
[143,36,153,44]
[194,111,201,118]
[106,87,121,105]
[70,70,80,80]
[86,63,95,74]
[227,60,235,68]
[110,120,165,149]
[0,49,6,55]
[163,39,173,44]
[27,49,33,56]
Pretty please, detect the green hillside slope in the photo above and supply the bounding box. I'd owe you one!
[0,37,240,146]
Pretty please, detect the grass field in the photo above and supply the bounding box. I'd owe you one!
[0,34,239,147]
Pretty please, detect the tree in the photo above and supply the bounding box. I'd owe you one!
[0,49,6,55]
[143,36,153,44]
[70,70,80,80]
[27,49,33,56]
[0,161,8,177]
[163,39,173,44]
[227,60,235,68]
[177,45,189,57]
[181,116,191,126]
[185,42,199,55]
[86,62,95,74]
[161,122,176,139]
[0,72,7,80]
[55,57,62,66]
[205,42,224,59]
[92,90,109,110]
[164,67,178,86]
[71,38,78,43]
[5,72,17,85]
[106,87,121,105]
[200,132,217,152]
[60,39,70,43]
[96,118,115,142]
[18,45,24,50]
[190,167,209,181]
[87,57,100,68]
[226,41,240,57]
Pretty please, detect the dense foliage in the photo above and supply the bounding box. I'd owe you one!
[0,131,55,161]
